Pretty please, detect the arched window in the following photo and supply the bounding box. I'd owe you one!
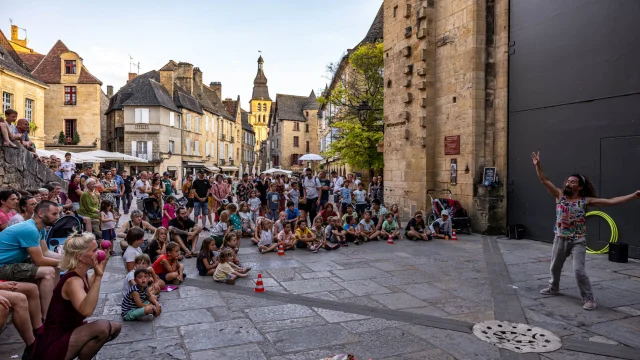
[258,103,262,112]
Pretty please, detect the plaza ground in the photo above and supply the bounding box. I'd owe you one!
[1,211,640,359]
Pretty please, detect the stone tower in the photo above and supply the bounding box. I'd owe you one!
[249,55,272,162]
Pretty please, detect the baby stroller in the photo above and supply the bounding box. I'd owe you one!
[143,197,163,228]
[46,215,83,253]
[426,189,472,234]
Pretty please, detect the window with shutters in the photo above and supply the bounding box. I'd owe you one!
[219,142,224,159]
[168,140,175,153]
[205,141,209,156]
[2,92,12,112]
[293,136,299,147]
[134,108,149,123]
[137,142,147,156]
[194,140,199,156]
[176,114,181,128]
[64,86,76,105]
[305,124,309,132]
[186,138,191,155]
[195,116,200,133]
[205,116,209,131]
[293,122,300,131]
[306,141,310,153]
[64,60,76,74]
[169,112,175,127]
[211,142,215,158]
[229,144,234,160]
[186,114,191,130]
[291,154,300,166]
[24,98,33,122]
[64,119,77,140]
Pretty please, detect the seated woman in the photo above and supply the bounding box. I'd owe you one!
[32,232,121,360]
[117,210,156,252]
[405,210,432,241]
[430,210,452,239]
[315,203,338,226]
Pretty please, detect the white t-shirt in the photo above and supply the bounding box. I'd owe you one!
[134,180,150,199]
[211,221,228,237]
[60,161,76,180]
[248,197,261,212]
[353,189,367,204]
[302,176,321,199]
[123,245,143,264]
[7,213,25,227]
[332,176,344,192]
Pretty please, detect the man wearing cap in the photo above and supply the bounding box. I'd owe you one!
[430,210,452,239]
[236,173,254,203]
[59,153,76,181]
[192,170,211,231]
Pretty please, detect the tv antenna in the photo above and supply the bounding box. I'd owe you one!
[128,54,140,74]
[9,19,28,39]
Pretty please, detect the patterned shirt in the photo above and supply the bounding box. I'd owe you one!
[554,196,587,238]
[121,284,149,317]
[236,181,254,203]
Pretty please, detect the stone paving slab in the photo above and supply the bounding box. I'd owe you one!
[265,323,359,352]
[97,337,186,359]
[587,317,640,348]
[154,308,215,328]
[313,307,370,323]
[280,277,343,294]
[189,343,267,360]
[180,319,264,351]
[369,292,430,310]
[245,303,315,322]
[336,279,393,296]
[254,316,328,333]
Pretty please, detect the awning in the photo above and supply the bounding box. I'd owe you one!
[205,166,221,172]
[219,166,239,172]
[74,150,149,163]
[184,162,205,167]
[38,149,105,163]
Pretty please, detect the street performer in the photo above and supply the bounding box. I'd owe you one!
[532,151,639,310]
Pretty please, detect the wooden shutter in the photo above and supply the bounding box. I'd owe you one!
[131,141,137,157]
[147,141,152,159]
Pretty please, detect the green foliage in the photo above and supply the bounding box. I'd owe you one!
[322,41,384,171]
[58,131,66,145]
[28,121,38,135]
[72,132,81,145]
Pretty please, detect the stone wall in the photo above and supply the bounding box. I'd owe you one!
[383,0,508,232]
[0,145,67,191]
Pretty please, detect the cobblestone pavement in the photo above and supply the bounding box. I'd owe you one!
[1,210,640,359]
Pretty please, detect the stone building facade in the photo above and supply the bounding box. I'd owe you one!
[268,92,320,172]
[383,0,508,232]
[0,29,48,148]
[10,26,103,151]
[247,56,272,170]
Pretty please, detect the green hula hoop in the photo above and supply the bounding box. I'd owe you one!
[585,211,618,254]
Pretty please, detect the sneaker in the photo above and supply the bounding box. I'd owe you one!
[309,246,318,253]
[583,299,597,311]
[203,227,210,232]
[539,286,559,296]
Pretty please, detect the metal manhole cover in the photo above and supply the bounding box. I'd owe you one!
[473,320,562,353]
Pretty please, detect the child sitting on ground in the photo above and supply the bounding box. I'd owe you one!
[343,215,362,244]
[274,211,286,235]
[285,201,300,229]
[431,210,453,239]
[197,238,219,276]
[278,222,297,250]
[254,217,278,254]
[359,210,381,242]
[238,202,255,237]
[381,213,400,240]
[312,217,339,251]
[122,254,165,296]
[123,227,145,272]
[121,268,162,321]
[326,217,346,247]
[152,242,185,284]
[227,203,243,237]
[145,227,169,263]
[295,220,319,253]
[214,248,248,285]
[341,204,358,226]
[211,210,231,249]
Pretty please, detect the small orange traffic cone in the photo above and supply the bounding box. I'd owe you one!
[451,230,457,240]
[387,235,394,244]
[254,273,265,292]
[278,243,285,256]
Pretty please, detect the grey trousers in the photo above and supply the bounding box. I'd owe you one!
[549,236,594,300]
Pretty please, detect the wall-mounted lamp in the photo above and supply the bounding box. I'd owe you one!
[464,164,470,174]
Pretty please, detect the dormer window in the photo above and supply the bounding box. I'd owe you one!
[65,60,76,74]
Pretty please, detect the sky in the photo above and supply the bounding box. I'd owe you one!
[4,0,383,109]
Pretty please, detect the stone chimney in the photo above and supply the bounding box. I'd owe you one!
[193,67,203,93]
[11,25,19,41]
[175,62,194,95]
[128,73,137,83]
[160,69,174,97]
[210,82,222,99]
[106,85,114,98]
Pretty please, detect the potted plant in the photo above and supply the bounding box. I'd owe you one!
[58,131,66,145]
[72,132,81,145]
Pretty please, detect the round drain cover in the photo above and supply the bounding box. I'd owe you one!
[472,320,562,353]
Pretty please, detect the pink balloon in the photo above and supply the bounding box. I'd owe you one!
[101,240,112,250]
[96,250,106,263]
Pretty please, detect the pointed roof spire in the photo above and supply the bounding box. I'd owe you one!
[252,55,271,101]
[303,90,319,110]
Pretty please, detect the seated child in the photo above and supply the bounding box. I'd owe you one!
[220,233,252,271]
[238,202,255,237]
[359,210,381,242]
[405,211,432,241]
[341,204,358,226]
[254,217,278,254]
[122,254,165,296]
[381,213,400,240]
[277,222,296,250]
[123,227,145,272]
[294,220,319,252]
[214,248,248,285]
[227,203,243,236]
[343,215,362,244]
[285,201,300,228]
[273,211,286,235]
[197,238,219,276]
[325,217,346,246]
[311,216,339,251]
[151,242,185,284]
[211,210,230,249]
[431,210,453,239]
[121,268,162,321]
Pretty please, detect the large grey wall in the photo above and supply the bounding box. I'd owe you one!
[508,0,640,257]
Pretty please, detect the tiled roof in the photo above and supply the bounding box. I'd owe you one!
[222,99,237,118]
[0,30,47,86]
[26,39,102,85]
[358,4,384,47]
[174,84,203,115]
[202,85,235,120]
[274,91,318,122]
[241,110,254,133]
[105,71,179,114]
[18,53,45,71]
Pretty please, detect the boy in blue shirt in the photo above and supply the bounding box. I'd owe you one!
[266,183,280,221]
[285,201,300,229]
[334,179,353,216]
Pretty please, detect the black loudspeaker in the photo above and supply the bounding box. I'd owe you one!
[609,242,628,263]
[508,224,525,240]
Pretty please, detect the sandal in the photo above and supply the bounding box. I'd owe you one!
[184,253,192,259]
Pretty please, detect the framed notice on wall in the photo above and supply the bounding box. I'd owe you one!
[450,159,457,185]
[483,167,496,185]
[444,135,460,155]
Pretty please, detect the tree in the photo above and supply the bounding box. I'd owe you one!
[318,42,384,177]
